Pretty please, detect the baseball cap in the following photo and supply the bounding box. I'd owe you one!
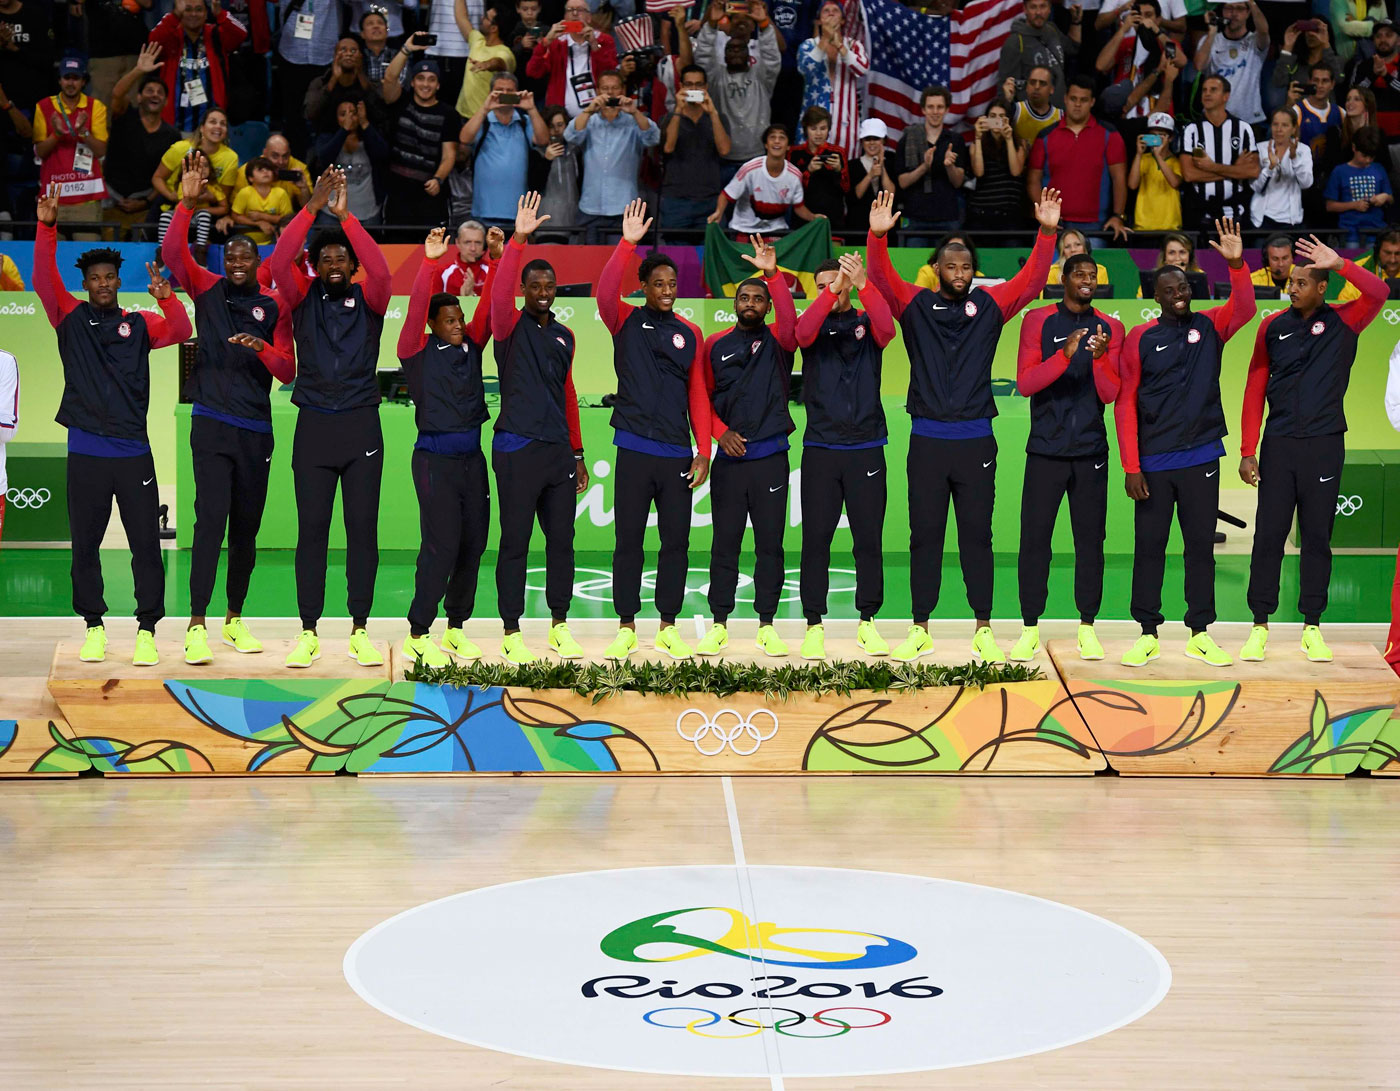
[59,56,88,78]
[1147,111,1175,133]
[410,58,441,78]
[1374,17,1396,35]
[858,118,888,141]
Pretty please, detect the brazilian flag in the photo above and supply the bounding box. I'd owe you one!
[702,218,833,299]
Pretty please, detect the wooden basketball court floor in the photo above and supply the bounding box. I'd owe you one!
[3,617,1398,1089]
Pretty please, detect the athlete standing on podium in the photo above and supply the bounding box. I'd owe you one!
[1010,253,1124,664]
[1237,235,1387,663]
[270,168,393,669]
[597,200,711,662]
[163,155,294,667]
[1114,218,1255,669]
[865,187,1061,664]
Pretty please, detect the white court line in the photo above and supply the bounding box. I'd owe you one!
[693,613,706,641]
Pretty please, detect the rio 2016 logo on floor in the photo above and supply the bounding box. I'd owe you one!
[345,866,1171,1078]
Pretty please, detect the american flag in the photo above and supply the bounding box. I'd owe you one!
[846,0,1021,141]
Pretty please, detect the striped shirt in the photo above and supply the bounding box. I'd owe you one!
[426,0,482,59]
[1181,114,1256,222]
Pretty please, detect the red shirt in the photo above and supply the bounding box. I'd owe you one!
[1028,117,1126,224]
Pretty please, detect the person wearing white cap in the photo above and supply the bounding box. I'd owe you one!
[847,118,895,228]
[1128,111,1182,230]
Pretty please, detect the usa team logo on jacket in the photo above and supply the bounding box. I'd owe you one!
[252,306,266,322]
[117,322,131,338]
[855,324,867,340]
[344,297,356,308]
[1312,320,1325,335]
[672,332,685,349]
[1187,328,1201,344]
[751,340,762,354]
[556,336,567,347]
[964,300,978,317]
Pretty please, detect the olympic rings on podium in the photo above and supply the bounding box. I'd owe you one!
[675,708,779,756]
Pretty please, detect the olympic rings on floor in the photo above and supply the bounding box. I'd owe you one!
[641,1005,891,1037]
[643,1007,719,1029]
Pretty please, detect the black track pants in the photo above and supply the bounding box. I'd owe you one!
[189,414,273,617]
[291,406,383,630]
[493,440,576,628]
[408,448,490,634]
[707,452,788,624]
[1246,433,1345,626]
[67,451,165,631]
[612,447,694,622]
[799,445,886,624]
[1131,460,1220,634]
[907,433,997,622]
[1018,452,1108,626]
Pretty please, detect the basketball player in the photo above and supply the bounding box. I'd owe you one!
[34,182,192,665]
[866,187,1062,663]
[695,236,798,658]
[269,168,392,669]
[1010,253,1124,663]
[1115,218,1254,668]
[792,251,896,660]
[163,156,294,666]
[597,199,711,661]
[490,192,588,665]
[397,225,505,667]
[1238,235,1387,662]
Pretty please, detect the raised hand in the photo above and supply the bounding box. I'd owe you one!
[1033,186,1062,232]
[136,40,163,73]
[327,167,349,220]
[179,152,204,205]
[424,226,449,261]
[1208,217,1243,267]
[513,190,551,238]
[36,181,60,226]
[487,225,506,261]
[741,234,777,275]
[837,250,867,291]
[146,261,172,300]
[228,332,267,352]
[1296,233,1344,271]
[620,197,652,245]
[868,189,898,236]
[308,168,338,213]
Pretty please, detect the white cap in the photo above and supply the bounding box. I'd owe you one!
[858,118,888,141]
[1147,111,1175,133]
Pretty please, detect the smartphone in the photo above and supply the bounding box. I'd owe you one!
[276,168,302,182]
[682,89,705,103]
[498,91,521,104]
[1142,133,1163,148]
[1295,18,1319,32]
[604,96,621,106]
[413,31,438,45]
[1301,82,1317,96]
[561,18,586,32]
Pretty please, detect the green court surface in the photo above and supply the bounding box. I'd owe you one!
[3,547,1394,626]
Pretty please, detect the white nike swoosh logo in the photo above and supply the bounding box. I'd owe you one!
[1094,461,1106,470]
[1053,335,1068,344]
[365,449,379,457]
[768,485,783,492]
[89,320,100,326]
[642,322,655,329]
[435,343,453,350]
[569,472,576,478]
[721,352,737,361]
[680,471,691,477]
[142,477,154,486]
[982,460,993,468]
[931,304,947,311]
[1278,332,1294,340]
[265,456,272,462]
[866,469,881,476]
[1320,475,1335,482]
[1206,470,1218,477]
[1155,344,1170,352]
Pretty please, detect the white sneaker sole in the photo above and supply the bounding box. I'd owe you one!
[655,642,691,661]
[1302,648,1332,663]
[1239,651,1265,663]
[858,642,890,657]
[755,641,789,658]
[695,644,727,657]
[551,648,584,660]
[184,653,213,665]
[348,652,385,667]
[1121,651,1160,668]
[1008,646,1039,663]
[221,637,263,653]
[1185,649,1232,667]
[1078,647,1105,661]
[286,651,321,669]
[133,657,160,668]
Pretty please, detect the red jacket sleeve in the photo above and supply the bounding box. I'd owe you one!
[253,328,296,384]
[865,229,917,317]
[860,280,897,348]
[795,284,836,347]
[492,238,526,342]
[564,354,583,451]
[162,202,223,298]
[269,206,314,310]
[398,255,443,359]
[143,293,193,349]
[34,222,79,328]
[344,214,390,315]
[701,331,730,439]
[526,39,556,79]
[592,34,618,74]
[1333,259,1389,332]
[985,229,1055,320]
[150,15,183,125]
[1239,312,1276,457]
[597,240,635,334]
[213,10,247,54]
[1114,323,1148,473]
[1203,262,1258,343]
[466,257,499,348]
[1015,305,1068,396]
[1094,315,1124,404]
[766,271,798,352]
[684,318,711,457]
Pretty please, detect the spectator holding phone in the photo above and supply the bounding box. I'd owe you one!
[796,0,868,156]
[965,100,1028,233]
[1274,17,1340,105]
[998,0,1081,109]
[710,123,821,235]
[313,98,389,224]
[789,106,848,223]
[305,36,387,134]
[700,11,781,177]
[1347,18,1400,136]
[1193,1,1270,127]
[508,0,549,98]
[846,118,894,230]
[1289,62,1342,151]
[1128,111,1181,230]
[460,72,549,228]
[527,0,619,117]
[566,69,660,242]
[230,133,313,212]
[382,59,458,225]
[1003,67,1061,145]
[534,105,581,239]
[661,66,730,229]
[1252,106,1313,228]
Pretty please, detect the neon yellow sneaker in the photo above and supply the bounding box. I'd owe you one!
[221,617,262,653]
[756,624,789,657]
[655,624,692,660]
[79,625,107,663]
[971,626,1006,664]
[132,629,159,667]
[285,630,320,668]
[1121,634,1160,667]
[442,628,482,661]
[184,624,214,665]
[857,620,889,656]
[1240,625,1268,663]
[1009,625,1039,662]
[1185,632,1231,667]
[799,624,826,660]
[402,633,450,668]
[893,625,933,662]
[502,631,537,664]
[348,628,384,667]
[548,622,583,659]
[604,627,638,659]
[1077,623,1105,661]
[696,623,728,656]
[1301,625,1333,663]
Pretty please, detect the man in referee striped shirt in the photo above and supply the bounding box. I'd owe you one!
[1179,75,1260,229]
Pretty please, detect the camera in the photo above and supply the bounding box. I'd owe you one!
[1301,82,1317,96]
[276,168,302,182]
[498,91,521,104]
[604,96,622,106]
[1142,133,1164,148]
[682,89,705,103]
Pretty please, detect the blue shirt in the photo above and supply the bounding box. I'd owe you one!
[492,431,535,452]
[911,417,994,440]
[472,111,532,222]
[276,0,342,65]
[564,111,661,217]
[1324,162,1392,236]
[715,434,789,461]
[805,437,889,450]
[1140,438,1224,473]
[416,427,482,455]
[68,427,151,458]
[193,403,273,434]
[615,429,691,459]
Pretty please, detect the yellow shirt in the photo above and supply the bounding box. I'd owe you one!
[0,254,23,291]
[1047,262,1109,286]
[1012,101,1061,147]
[159,140,240,210]
[231,185,293,244]
[231,155,310,207]
[456,31,517,118]
[1133,154,1182,231]
[1251,265,1292,291]
[1338,271,1400,301]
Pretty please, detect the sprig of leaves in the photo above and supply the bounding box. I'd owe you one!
[405,657,1043,702]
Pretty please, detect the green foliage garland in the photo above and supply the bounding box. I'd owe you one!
[404,658,1044,703]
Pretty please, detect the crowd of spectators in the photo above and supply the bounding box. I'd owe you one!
[4,0,1400,273]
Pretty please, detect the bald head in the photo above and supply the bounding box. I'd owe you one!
[263,134,292,170]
